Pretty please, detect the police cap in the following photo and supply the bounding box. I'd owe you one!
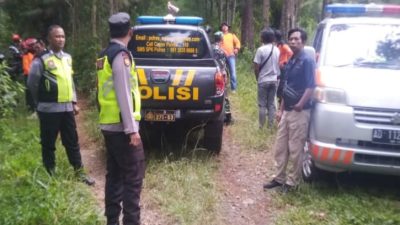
[108,12,131,38]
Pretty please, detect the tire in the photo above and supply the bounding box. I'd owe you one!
[203,111,224,154]
[302,140,322,182]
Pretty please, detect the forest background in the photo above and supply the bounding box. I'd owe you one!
[0,0,398,98]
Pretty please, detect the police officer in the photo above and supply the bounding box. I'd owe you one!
[27,25,95,186]
[96,12,145,225]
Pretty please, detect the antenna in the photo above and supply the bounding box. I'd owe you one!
[167,1,180,16]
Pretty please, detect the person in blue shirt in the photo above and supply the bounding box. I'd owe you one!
[263,28,316,192]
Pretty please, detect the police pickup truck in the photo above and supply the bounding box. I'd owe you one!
[128,15,225,153]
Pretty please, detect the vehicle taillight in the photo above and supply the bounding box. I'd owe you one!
[214,103,222,112]
[215,71,225,95]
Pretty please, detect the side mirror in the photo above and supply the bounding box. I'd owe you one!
[204,25,212,34]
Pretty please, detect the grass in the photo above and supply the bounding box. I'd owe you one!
[0,105,103,225]
[84,100,218,225]
[229,49,277,151]
[144,156,218,225]
[272,178,400,225]
[82,107,103,144]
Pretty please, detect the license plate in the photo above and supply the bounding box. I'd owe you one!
[372,129,400,145]
[144,110,176,122]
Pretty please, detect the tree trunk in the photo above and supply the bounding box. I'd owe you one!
[204,0,208,21]
[92,0,97,38]
[294,0,301,24]
[241,0,254,50]
[230,0,236,27]
[262,0,270,29]
[65,0,76,45]
[211,0,214,21]
[72,0,77,46]
[109,0,114,15]
[210,1,215,20]
[217,0,223,24]
[321,0,328,21]
[225,0,229,23]
[280,0,299,40]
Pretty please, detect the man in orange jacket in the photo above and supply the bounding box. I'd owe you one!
[220,22,241,92]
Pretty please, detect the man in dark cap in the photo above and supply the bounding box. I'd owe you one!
[220,22,241,92]
[96,12,145,225]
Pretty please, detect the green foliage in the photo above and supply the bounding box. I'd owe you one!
[83,107,103,143]
[2,0,70,38]
[0,110,104,225]
[0,9,12,50]
[299,0,321,39]
[71,37,101,103]
[0,63,24,118]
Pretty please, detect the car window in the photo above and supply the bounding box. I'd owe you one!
[313,24,325,53]
[129,29,209,59]
[323,23,400,70]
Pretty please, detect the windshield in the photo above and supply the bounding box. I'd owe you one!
[129,29,210,59]
[324,23,400,70]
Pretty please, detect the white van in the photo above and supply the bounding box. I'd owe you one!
[302,4,400,181]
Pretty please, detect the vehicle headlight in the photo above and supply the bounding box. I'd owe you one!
[314,87,347,105]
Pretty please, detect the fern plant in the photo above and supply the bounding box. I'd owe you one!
[0,62,23,118]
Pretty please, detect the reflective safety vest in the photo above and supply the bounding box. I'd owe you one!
[38,51,74,102]
[96,43,141,124]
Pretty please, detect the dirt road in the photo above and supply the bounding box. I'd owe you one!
[76,101,172,225]
[77,100,277,225]
[216,125,276,225]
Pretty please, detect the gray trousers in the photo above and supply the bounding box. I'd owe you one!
[257,82,277,128]
[273,110,311,186]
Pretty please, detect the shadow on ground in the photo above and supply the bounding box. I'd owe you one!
[308,171,400,199]
[140,121,214,161]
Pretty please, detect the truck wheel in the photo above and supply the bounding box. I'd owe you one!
[302,141,321,182]
[204,112,224,154]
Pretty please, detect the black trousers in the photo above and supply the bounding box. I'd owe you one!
[24,76,35,112]
[103,131,146,225]
[38,111,83,172]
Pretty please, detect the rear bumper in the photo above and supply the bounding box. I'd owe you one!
[309,103,400,176]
